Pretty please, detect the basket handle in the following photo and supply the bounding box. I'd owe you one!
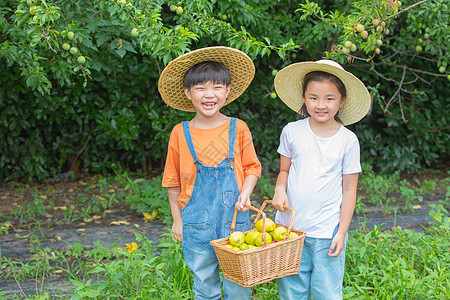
[231,204,268,245]
[256,200,296,241]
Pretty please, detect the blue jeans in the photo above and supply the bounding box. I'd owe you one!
[181,118,252,300]
[277,225,347,300]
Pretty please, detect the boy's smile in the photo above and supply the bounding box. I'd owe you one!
[184,81,231,118]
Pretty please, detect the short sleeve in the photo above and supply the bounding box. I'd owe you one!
[277,124,293,158]
[342,135,362,174]
[162,125,182,187]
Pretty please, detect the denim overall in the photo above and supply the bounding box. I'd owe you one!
[181,118,252,300]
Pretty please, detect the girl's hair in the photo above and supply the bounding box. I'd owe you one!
[298,71,346,124]
[183,61,231,89]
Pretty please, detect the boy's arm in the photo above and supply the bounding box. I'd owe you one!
[272,155,291,212]
[329,173,358,257]
[236,174,258,212]
[167,186,183,242]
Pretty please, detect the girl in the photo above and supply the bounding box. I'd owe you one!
[272,60,371,299]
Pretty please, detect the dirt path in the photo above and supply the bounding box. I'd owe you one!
[0,198,447,298]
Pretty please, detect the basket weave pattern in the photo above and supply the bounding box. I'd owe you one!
[210,201,306,287]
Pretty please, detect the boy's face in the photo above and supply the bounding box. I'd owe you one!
[184,81,230,118]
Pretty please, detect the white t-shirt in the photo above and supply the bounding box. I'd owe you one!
[275,118,361,238]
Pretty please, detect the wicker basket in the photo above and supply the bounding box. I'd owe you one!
[210,200,306,287]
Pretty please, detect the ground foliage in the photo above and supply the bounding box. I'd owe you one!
[0,0,449,181]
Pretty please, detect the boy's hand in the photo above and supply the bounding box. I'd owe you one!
[272,189,289,212]
[328,232,345,257]
[236,191,251,212]
[172,219,183,243]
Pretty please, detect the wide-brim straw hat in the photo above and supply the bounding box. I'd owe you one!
[274,60,371,125]
[158,46,255,112]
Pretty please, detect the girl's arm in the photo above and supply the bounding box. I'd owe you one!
[272,155,291,212]
[329,173,359,257]
[236,174,259,212]
[168,186,183,242]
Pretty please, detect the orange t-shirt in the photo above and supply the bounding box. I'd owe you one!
[162,118,261,208]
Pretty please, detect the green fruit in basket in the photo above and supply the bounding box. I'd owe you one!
[255,232,272,247]
[229,231,245,247]
[288,232,299,239]
[245,230,260,245]
[248,245,258,249]
[231,246,240,251]
[255,218,276,232]
[239,243,249,251]
[225,244,233,249]
[273,226,288,242]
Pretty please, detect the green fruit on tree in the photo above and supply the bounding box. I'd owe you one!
[255,232,272,247]
[229,231,245,247]
[222,14,227,20]
[272,69,278,76]
[376,39,383,46]
[342,47,350,54]
[372,19,379,26]
[424,33,430,39]
[255,218,276,232]
[375,48,381,54]
[62,43,70,50]
[439,66,446,73]
[344,41,352,48]
[67,31,75,40]
[117,0,126,4]
[355,24,364,32]
[29,6,37,15]
[350,44,357,52]
[245,230,260,245]
[447,75,450,81]
[70,47,78,55]
[131,28,138,37]
[384,28,390,35]
[270,92,277,99]
[169,4,177,11]
[176,6,183,15]
[377,25,383,33]
[361,31,369,39]
[77,56,86,64]
[415,45,422,52]
[273,226,287,242]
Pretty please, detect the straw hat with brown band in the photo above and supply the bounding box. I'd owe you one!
[274,60,372,125]
[158,46,255,112]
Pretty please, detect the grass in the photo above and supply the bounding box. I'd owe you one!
[0,167,449,299]
[1,213,449,299]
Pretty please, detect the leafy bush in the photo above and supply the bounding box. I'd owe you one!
[0,0,448,181]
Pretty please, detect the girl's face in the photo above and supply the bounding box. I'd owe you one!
[304,79,346,126]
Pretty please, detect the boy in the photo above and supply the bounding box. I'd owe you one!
[158,46,261,299]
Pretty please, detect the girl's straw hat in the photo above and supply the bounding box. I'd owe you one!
[274,60,371,125]
[158,46,255,112]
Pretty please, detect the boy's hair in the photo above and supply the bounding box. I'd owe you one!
[183,61,231,89]
[298,71,347,124]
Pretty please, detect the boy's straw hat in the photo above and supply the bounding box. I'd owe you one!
[274,60,371,125]
[158,46,255,112]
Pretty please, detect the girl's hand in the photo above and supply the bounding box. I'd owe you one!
[236,191,251,212]
[328,232,345,257]
[272,189,289,212]
[172,219,183,243]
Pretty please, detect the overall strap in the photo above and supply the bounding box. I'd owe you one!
[182,121,199,165]
[228,118,237,161]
